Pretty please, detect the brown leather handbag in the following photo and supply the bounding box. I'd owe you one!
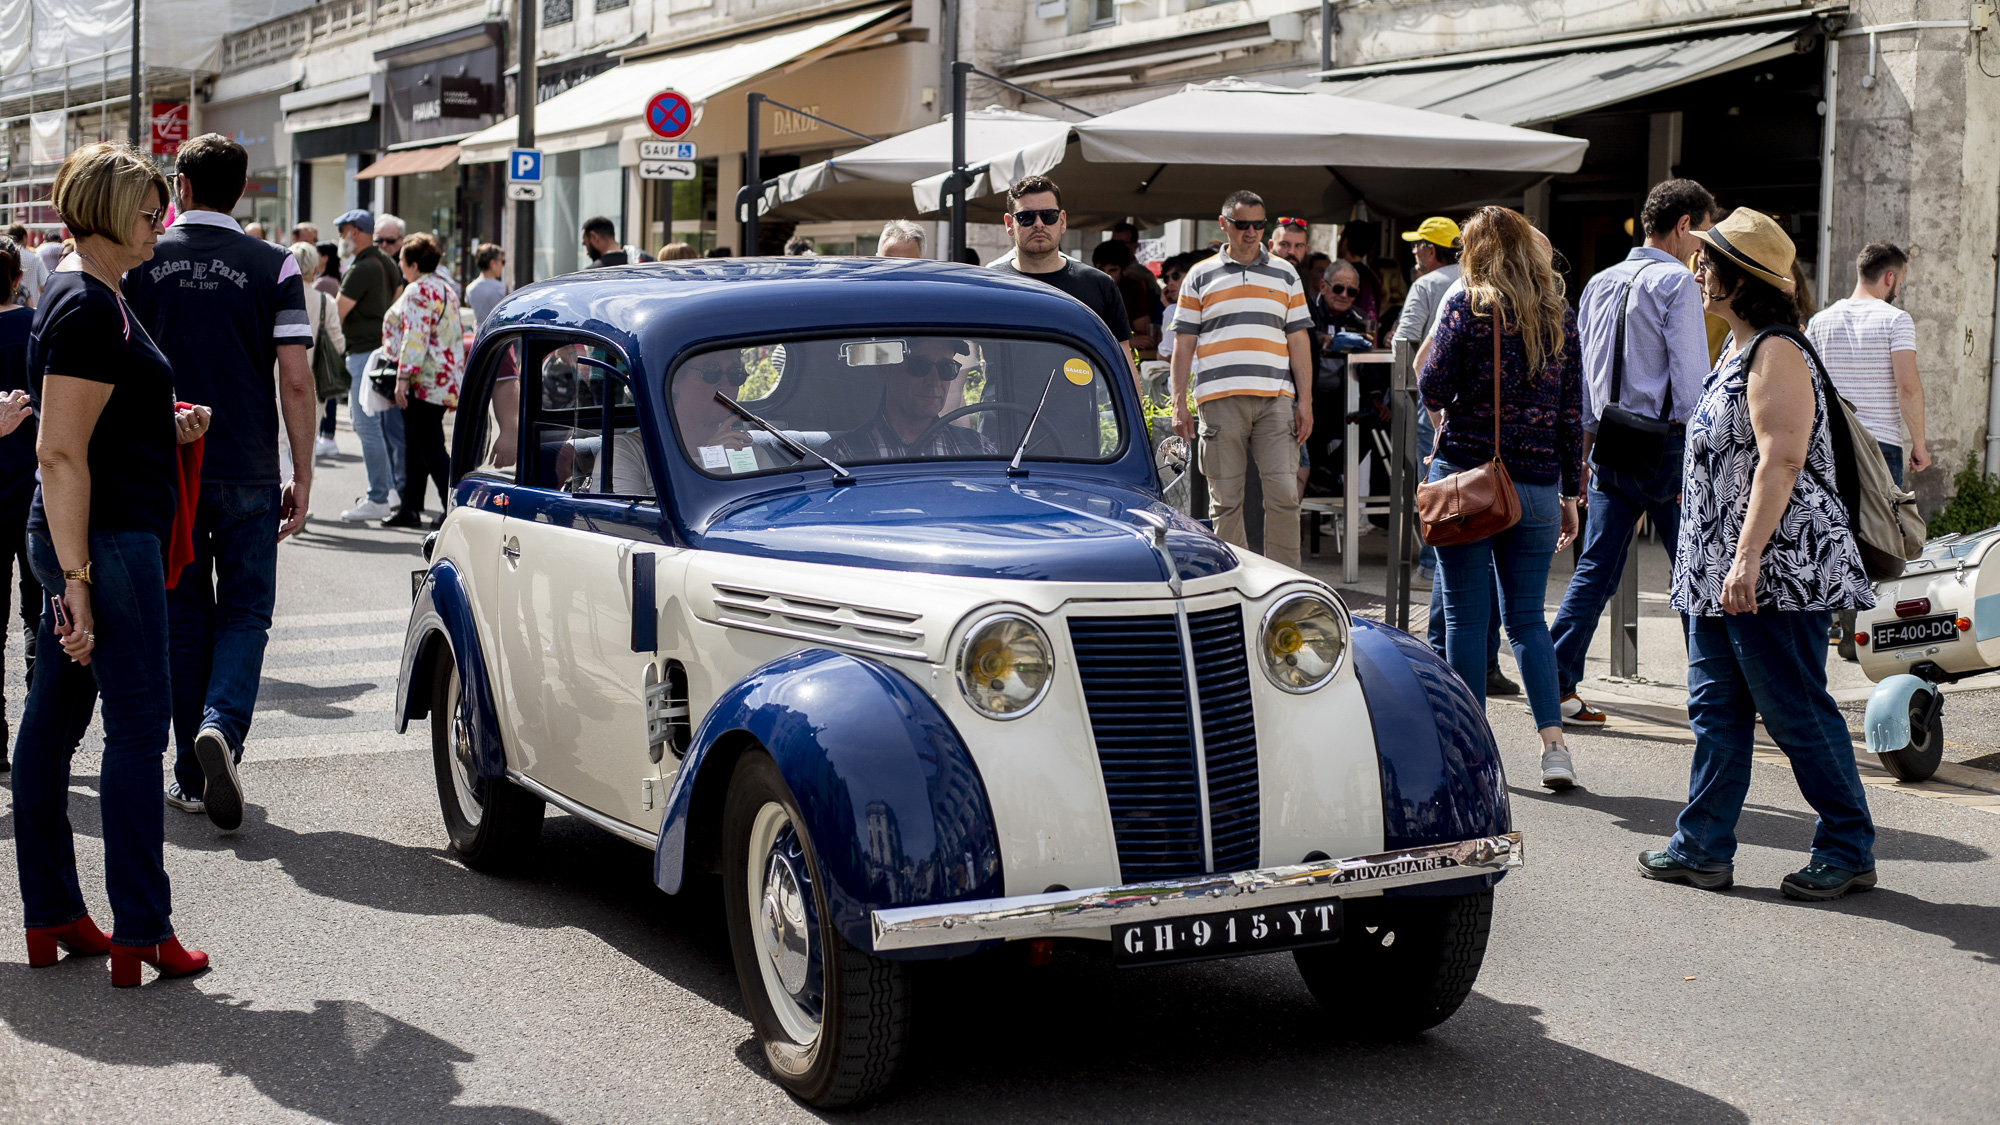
[1417,312,1522,547]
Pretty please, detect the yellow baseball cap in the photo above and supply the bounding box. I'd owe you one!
[1400,217,1461,248]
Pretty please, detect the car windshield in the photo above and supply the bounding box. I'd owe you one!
[668,334,1125,477]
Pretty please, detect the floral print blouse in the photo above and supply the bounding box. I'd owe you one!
[380,271,465,409]
[1669,333,1874,616]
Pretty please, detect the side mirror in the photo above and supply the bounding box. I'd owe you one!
[1156,433,1189,475]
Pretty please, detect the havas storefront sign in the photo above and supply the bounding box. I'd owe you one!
[379,23,503,147]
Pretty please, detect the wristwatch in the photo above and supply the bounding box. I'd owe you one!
[62,562,91,585]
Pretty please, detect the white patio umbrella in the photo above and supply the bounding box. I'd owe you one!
[763,108,1075,222]
[911,78,1590,225]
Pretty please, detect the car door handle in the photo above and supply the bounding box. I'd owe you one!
[502,539,521,560]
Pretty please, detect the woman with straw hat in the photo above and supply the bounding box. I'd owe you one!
[1640,207,1878,902]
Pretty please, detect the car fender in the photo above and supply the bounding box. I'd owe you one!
[1864,673,1933,754]
[1346,619,1512,896]
[652,648,1005,958]
[395,559,508,779]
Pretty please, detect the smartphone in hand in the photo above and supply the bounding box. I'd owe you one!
[50,593,68,631]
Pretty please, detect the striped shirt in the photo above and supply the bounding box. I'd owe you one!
[1804,298,1916,446]
[1175,249,1311,403]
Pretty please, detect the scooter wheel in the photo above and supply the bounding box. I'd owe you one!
[1876,688,1943,782]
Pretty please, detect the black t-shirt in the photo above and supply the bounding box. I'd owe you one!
[994,258,1133,342]
[124,215,310,485]
[0,305,36,505]
[26,272,179,546]
[590,250,629,268]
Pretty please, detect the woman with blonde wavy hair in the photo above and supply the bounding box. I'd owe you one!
[1418,206,1585,790]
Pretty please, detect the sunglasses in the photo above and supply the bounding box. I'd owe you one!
[1010,208,1062,228]
[903,356,960,381]
[1222,218,1263,231]
[1325,284,1359,297]
[690,366,748,386]
[1276,217,1307,230]
[138,207,167,230]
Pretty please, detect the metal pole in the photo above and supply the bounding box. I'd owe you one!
[1319,0,1333,76]
[1608,528,1640,679]
[513,0,536,290]
[1385,340,1418,630]
[741,92,763,256]
[127,0,141,150]
[1815,18,1839,297]
[948,61,969,263]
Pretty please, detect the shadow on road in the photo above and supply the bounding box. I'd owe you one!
[288,527,424,556]
[837,953,1751,1125]
[1509,786,1991,863]
[1767,887,2000,966]
[0,973,556,1123]
[253,678,378,719]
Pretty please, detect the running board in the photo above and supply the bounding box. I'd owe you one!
[507,770,659,850]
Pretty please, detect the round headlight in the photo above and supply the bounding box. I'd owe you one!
[1259,593,1348,693]
[956,613,1054,719]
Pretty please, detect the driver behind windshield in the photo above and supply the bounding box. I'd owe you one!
[829,338,999,462]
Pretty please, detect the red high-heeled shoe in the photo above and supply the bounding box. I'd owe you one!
[25,916,112,967]
[109,937,208,988]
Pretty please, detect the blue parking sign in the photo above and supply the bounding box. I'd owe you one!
[508,148,543,184]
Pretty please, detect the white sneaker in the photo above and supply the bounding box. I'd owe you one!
[1541,745,1578,791]
[313,436,339,458]
[341,498,395,522]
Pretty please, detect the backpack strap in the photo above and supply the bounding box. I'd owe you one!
[1743,323,1859,518]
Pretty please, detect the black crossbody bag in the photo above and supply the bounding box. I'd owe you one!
[1590,262,1675,478]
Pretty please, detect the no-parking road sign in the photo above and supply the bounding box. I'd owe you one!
[645,90,694,139]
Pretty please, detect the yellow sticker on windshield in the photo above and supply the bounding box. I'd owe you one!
[1063,357,1094,386]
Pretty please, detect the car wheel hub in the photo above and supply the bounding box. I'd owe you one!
[446,670,483,827]
[747,803,822,1045]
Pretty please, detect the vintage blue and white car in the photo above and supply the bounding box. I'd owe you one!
[395,259,1521,1107]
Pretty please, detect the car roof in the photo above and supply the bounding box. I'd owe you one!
[480,257,1132,375]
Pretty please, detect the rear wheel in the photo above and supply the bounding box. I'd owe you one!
[1294,890,1493,1036]
[722,751,909,1108]
[1876,689,1943,782]
[431,655,543,871]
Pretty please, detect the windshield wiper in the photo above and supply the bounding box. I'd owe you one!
[1007,364,1064,476]
[713,392,854,482]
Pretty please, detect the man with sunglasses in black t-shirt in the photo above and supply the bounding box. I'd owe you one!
[829,338,998,462]
[991,176,1137,388]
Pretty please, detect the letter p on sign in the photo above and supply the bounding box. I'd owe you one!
[508,148,543,184]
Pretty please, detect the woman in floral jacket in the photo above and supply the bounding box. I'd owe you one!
[381,232,465,528]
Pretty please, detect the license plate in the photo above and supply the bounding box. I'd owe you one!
[1112,898,1341,967]
[1873,614,1957,652]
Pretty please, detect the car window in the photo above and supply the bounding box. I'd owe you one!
[667,333,1121,477]
[526,341,653,498]
[469,338,522,480]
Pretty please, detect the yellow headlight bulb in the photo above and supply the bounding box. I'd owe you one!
[1271,622,1304,665]
[973,642,1013,689]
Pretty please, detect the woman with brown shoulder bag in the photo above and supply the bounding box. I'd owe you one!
[1417,206,1584,790]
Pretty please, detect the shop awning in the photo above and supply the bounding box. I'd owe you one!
[765,108,1074,221]
[355,144,463,179]
[906,79,1588,223]
[460,7,895,163]
[1317,27,1805,126]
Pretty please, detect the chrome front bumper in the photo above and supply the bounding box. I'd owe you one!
[870,833,1522,952]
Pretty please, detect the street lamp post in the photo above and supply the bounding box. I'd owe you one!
[128,0,142,150]
[513,0,536,290]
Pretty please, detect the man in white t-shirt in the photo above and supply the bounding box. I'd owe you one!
[1805,241,1927,486]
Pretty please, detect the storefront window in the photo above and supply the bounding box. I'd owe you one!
[534,143,622,278]
[396,170,461,280]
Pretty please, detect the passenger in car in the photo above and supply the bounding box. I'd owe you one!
[674,349,780,476]
[828,338,999,461]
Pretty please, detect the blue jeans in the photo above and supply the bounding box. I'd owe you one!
[12,529,175,943]
[1427,564,1501,669]
[1669,610,1876,873]
[1428,459,1564,730]
[1550,437,1685,697]
[169,484,280,797]
[345,351,405,504]
[1416,409,1437,577]
[1877,440,1904,488]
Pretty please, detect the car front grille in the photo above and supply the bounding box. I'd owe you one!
[1068,607,1261,882]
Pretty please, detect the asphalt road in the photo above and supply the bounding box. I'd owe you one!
[4,446,1999,1124]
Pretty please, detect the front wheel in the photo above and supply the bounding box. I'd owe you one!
[1294,890,1493,1036]
[431,654,543,871]
[722,750,909,1108]
[1876,689,1943,782]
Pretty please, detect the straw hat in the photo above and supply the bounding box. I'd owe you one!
[1692,207,1795,292]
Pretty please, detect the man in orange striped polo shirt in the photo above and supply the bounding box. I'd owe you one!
[1169,189,1315,567]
